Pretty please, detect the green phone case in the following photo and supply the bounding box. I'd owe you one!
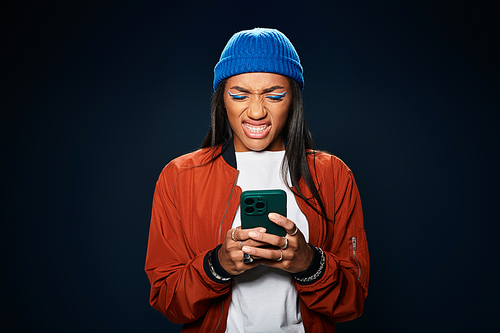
[240,189,287,237]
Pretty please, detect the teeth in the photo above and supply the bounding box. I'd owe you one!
[244,124,268,133]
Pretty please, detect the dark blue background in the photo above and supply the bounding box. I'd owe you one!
[2,1,499,332]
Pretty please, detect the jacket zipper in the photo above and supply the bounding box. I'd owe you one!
[352,237,361,281]
[215,172,239,333]
[218,171,239,243]
[214,299,225,333]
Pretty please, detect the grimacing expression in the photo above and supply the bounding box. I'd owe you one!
[223,73,292,152]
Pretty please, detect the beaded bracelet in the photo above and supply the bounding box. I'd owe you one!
[207,250,231,282]
[294,247,325,283]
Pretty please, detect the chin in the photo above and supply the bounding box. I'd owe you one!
[234,134,278,152]
[238,140,268,152]
[246,144,268,152]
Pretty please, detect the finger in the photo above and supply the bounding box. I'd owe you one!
[235,227,266,241]
[268,213,296,233]
[241,239,271,248]
[242,246,284,261]
[225,231,269,253]
[247,230,285,248]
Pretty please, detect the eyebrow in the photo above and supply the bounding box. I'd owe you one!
[229,85,285,94]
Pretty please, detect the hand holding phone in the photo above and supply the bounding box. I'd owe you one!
[240,190,286,237]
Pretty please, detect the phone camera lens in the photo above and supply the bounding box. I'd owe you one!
[245,206,254,213]
[255,202,265,209]
[244,198,255,205]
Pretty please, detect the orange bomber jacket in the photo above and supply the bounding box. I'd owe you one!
[145,142,369,332]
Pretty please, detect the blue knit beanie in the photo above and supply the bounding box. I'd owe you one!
[213,28,304,91]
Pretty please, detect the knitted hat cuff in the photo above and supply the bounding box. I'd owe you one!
[213,28,304,91]
[214,55,303,90]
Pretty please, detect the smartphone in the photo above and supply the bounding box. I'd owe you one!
[240,189,287,237]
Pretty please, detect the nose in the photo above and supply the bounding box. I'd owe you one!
[246,99,267,120]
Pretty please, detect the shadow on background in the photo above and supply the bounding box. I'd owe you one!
[1,1,498,332]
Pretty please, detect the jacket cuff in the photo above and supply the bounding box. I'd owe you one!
[203,244,234,283]
[291,244,325,285]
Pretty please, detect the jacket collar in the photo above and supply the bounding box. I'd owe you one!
[221,140,237,170]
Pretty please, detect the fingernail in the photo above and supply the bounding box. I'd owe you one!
[242,246,250,252]
[260,228,266,233]
[268,213,276,219]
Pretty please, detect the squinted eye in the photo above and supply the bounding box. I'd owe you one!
[266,91,287,101]
[228,91,247,100]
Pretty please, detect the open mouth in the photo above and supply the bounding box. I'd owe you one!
[243,123,268,133]
[242,122,271,138]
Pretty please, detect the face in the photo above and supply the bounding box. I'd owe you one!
[224,72,292,152]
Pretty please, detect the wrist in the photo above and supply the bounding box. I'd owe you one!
[211,244,234,280]
[291,244,326,285]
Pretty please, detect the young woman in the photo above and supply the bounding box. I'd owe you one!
[145,28,369,332]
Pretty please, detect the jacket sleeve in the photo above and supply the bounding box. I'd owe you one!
[296,159,369,322]
[144,164,230,324]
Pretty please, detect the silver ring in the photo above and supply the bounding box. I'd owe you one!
[240,241,244,249]
[231,228,238,242]
[280,237,288,250]
[287,224,299,236]
[277,249,283,262]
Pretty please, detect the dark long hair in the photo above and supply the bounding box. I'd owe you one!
[201,77,330,237]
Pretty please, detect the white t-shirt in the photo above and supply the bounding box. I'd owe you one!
[225,150,309,333]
